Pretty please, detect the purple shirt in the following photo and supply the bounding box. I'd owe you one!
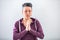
[13,18,44,40]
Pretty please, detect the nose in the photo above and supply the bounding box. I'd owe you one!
[26,11,29,14]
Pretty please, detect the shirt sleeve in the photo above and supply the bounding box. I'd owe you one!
[13,21,28,40]
[29,19,44,39]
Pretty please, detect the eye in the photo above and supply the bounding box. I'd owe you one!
[29,10,30,12]
[24,10,31,13]
[29,10,31,12]
[25,10,27,13]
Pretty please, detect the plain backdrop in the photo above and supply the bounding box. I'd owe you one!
[0,0,60,40]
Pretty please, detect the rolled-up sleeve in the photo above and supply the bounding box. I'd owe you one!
[29,20,44,39]
[13,21,27,40]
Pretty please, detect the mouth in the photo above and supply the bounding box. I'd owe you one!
[26,15,30,17]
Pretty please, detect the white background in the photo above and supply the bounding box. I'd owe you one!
[0,0,60,40]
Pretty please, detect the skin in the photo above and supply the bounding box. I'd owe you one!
[22,6,32,31]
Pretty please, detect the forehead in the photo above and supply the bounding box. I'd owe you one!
[23,6,32,10]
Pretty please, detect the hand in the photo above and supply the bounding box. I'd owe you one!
[25,19,31,31]
[26,25,29,31]
[26,25,31,31]
[28,25,31,31]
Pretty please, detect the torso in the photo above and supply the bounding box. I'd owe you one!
[20,18,38,40]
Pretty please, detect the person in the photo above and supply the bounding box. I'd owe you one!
[13,3,44,40]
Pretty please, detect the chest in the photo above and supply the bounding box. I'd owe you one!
[20,23,37,31]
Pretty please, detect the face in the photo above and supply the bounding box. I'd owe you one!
[22,6,32,19]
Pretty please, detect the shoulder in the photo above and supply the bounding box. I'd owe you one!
[31,17,40,23]
[14,18,23,26]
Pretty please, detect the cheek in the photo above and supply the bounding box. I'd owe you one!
[22,11,26,15]
[23,13,27,17]
[30,12,32,15]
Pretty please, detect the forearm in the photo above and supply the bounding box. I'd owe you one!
[13,29,27,40]
[29,29,44,39]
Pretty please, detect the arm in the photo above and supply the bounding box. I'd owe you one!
[29,20,44,39]
[13,21,28,40]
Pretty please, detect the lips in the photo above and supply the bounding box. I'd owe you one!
[26,15,30,17]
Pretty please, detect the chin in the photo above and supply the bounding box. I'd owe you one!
[25,17,30,19]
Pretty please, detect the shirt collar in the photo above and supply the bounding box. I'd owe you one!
[20,17,35,24]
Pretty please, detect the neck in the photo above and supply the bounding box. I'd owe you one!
[23,17,30,21]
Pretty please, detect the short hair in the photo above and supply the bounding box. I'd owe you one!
[22,3,32,8]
